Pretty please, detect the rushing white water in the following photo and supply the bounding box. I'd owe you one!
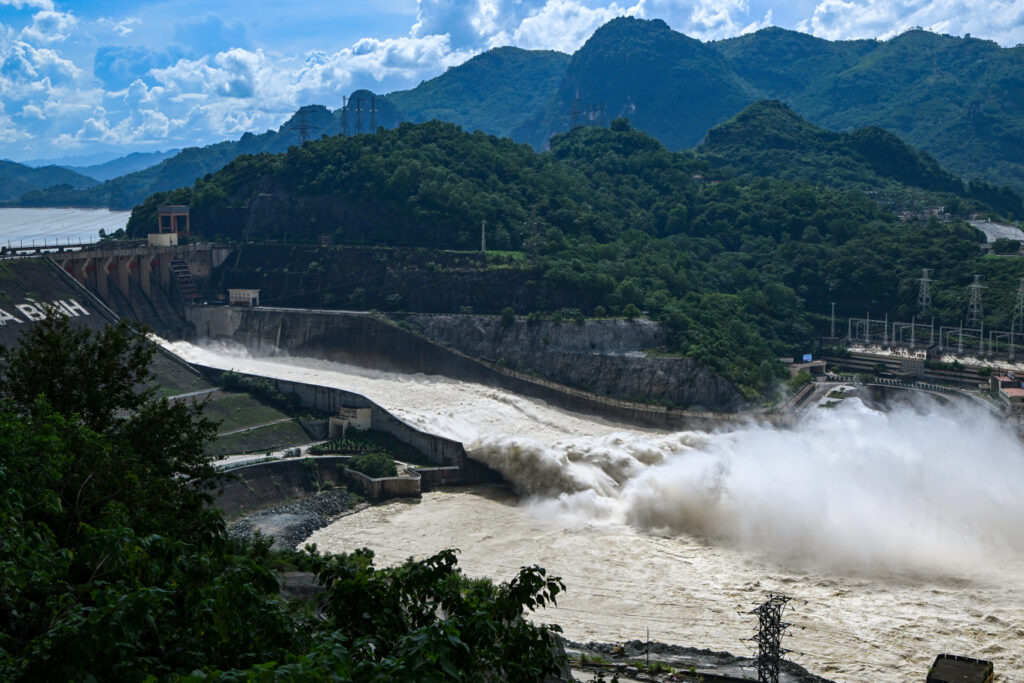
[166,340,1024,682]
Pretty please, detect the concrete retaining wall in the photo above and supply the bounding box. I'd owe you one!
[216,457,348,518]
[215,456,425,518]
[343,467,421,499]
[187,305,783,431]
[194,363,503,487]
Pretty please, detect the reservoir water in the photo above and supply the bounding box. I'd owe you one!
[166,340,1024,682]
[0,207,130,246]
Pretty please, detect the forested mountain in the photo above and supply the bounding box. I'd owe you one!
[388,47,570,138]
[713,27,1024,194]
[127,120,1021,395]
[14,19,1024,209]
[511,18,1024,193]
[514,18,755,150]
[13,100,402,210]
[0,160,97,201]
[697,100,1024,218]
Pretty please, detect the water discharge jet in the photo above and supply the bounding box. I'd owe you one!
[163,340,1024,682]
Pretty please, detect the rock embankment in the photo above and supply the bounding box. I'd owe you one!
[405,314,745,412]
[228,488,362,551]
[565,639,833,683]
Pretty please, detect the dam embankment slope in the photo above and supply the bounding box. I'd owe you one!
[186,305,779,430]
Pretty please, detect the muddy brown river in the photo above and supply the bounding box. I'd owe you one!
[166,340,1024,682]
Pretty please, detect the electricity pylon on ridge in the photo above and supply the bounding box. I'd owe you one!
[289,108,318,143]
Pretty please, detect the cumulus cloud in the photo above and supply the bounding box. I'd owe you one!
[0,0,53,10]
[798,0,1024,44]
[20,10,76,44]
[512,0,642,51]
[1,41,79,86]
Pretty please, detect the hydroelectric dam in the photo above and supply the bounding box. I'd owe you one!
[4,247,1023,681]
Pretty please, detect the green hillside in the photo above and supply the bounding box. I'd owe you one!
[127,120,1022,396]
[712,27,1024,194]
[696,100,1023,218]
[514,18,755,150]
[388,47,569,138]
[0,160,97,201]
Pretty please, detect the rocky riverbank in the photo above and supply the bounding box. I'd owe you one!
[227,488,364,550]
[564,639,834,683]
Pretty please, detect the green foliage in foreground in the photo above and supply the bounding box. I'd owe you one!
[0,317,567,680]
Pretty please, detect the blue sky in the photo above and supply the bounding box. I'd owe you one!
[1,0,1022,163]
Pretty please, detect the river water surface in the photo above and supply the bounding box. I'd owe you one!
[166,340,1024,682]
[0,207,129,246]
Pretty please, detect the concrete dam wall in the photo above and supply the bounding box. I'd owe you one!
[193,363,497,487]
[187,305,781,431]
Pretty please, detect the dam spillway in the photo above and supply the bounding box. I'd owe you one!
[165,339,1024,683]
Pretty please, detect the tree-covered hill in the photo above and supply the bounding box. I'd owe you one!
[388,47,570,139]
[696,100,1024,218]
[0,160,97,201]
[127,120,1022,396]
[13,105,343,210]
[712,27,1024,194]
[514,18,755,151]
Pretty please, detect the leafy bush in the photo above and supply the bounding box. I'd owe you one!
[500,306,515,326]
[348,452,398,478]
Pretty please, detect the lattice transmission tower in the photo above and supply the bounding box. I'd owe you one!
[747,593,793,683]
[1013,278,1024,337]
[289,108,318,143]
[966,274,984,328]
[917,267,932,316]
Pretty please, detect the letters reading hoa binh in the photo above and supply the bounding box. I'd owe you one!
[0,299,89,326]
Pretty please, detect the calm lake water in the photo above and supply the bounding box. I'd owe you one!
[0,208,130,247]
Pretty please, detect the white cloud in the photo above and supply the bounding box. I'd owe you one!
[20,10,77,44]
[1,41,80,89]
[798,0,1024,45]
[0,0,53,10]
[512,0,643,52]
[0,0,1021,161]
[97,17,141,38]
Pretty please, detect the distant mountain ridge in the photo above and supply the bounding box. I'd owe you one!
[0,160,97,202]
[12,18,1024,209]
[65,149,181,182]
[387,47,569,138]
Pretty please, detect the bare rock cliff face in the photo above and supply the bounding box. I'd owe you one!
[406,314,746,412]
